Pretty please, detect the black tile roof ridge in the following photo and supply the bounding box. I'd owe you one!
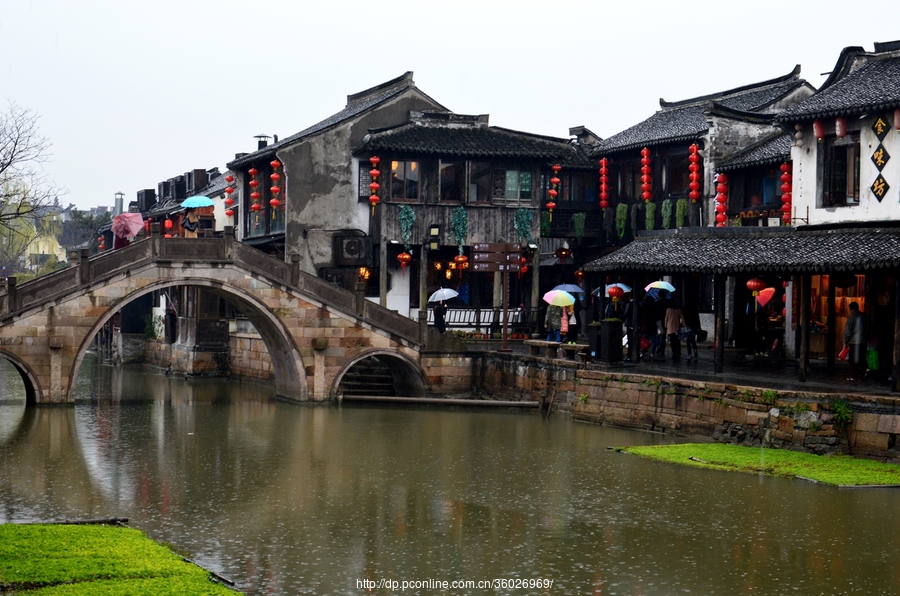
[659,65,802,109]
[717,131,792,171]
[346,72,415,107]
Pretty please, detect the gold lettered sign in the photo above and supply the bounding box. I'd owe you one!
[871,144,890,171]
[871,174,890,202]
[872,116,890,141]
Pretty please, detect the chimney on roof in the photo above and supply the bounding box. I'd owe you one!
[273,134,278,143]
[255,135,271,150]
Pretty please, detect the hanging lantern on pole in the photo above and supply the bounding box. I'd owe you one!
[249,167,260,225]
[369,156,381,216]
[640,147,652,202]
[608,285,624,302]
[746,278,767,295]
[780,162,793,225]
[598,157,609,210]
[454,254,468,279]
[688,144,701,203]
[547,164,561,221]
[714,173,728,227]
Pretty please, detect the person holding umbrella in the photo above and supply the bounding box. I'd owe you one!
[181,208,201,238]
[428,288,458,334]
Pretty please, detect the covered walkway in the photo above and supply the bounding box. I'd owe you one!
[582,225,900,392]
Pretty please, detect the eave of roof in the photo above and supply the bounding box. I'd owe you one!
[717,132,793,171]
[583,226,900,275]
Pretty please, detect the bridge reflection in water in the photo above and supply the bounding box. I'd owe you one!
[1,356,899,595]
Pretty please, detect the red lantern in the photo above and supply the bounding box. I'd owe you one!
[225,186,235,195]
[248,167,258,177]
[574,269,584,283]
[835,117,847,139]
[270,186,281,195]
[780,162,792,225]
[144,220,151,233]
[555,247,570,264]
[270,172,281,182]
[368,156,381,216]
[270,159,281,170]
[688,144,701,203]
[251,191,261,201]
[270,198,281,209]
[224,197,234,207]
[369,168,380,179]
[397,251,412,272]
[249,179,259,188]
[714,173,728,227]
[369,194,380,211]
[97,236,103,243]
[599,157,609,209]
[164,219,173,230]
[746,278,767,294]
[640,147,651,201]
[369,156,381,166]
[225,209,234,217]
[547,164,561,221]
[608,286,624,301]
[251,203,261,212]
[454,254,468,278]
[813,120,825,141]
[225,174,235,183]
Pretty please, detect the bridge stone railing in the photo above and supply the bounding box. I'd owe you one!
[1,227,422,345]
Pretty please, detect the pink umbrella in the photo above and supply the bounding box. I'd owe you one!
[111,213,144,238]
[756,287,776,307]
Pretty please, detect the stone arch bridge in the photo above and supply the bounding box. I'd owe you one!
[0,230,428,404]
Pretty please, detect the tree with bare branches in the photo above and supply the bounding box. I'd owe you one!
[0,102,64,263]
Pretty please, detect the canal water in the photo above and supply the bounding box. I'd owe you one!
[1,355,899,595]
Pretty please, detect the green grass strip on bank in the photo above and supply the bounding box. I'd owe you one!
[623,443,900,487]
[0,524,237,595]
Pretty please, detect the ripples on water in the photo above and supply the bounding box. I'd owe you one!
[1,355,899,595]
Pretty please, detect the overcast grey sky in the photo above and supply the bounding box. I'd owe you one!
[1,0,892,211]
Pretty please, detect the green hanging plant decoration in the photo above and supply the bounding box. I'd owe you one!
[571,212,586,240]
[661,199,673,229]
[514,207,534,245]
[615,203,628,239]
[675,198,689,228]
[540,211,550,236]
[398,205,416,253]
[451,206,468,255]
[645,202,657,230]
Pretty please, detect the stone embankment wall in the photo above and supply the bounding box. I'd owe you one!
[476,352,900,462]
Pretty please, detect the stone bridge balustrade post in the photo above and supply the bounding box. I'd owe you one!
[67,249,79,268]
[419,309,427,344]
[290,253,301,287]
[78,249,90,285]
[224,226,234,260]
[6,277,17,313]
[355,281,366,316]
[150,222,160,258]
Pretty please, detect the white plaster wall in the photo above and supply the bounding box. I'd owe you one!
[791,116,900,225]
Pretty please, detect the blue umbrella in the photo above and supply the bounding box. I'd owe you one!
[552,283,584,293]
[181,195,215,208]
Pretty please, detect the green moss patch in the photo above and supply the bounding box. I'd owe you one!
[0,524,237,595]
[623,443,900,487]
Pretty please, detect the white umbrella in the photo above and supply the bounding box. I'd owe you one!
[428,287,458,302]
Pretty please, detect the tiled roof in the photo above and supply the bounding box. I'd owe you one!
[229,73,444,168]
[595,70,806,155]
[718,132,793,171]
[775,52,900,123]
[583,226,900,275]
[357,123,575,160]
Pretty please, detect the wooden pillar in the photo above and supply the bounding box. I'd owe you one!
[714,273,725,374]
[893,274,900,392]
[826,275,836,368]
[378,204,387,308]
[799,274,810,382]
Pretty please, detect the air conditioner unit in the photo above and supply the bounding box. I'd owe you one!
[335,236,372,267]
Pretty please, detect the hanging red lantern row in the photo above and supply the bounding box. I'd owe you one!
[714,173,728,227]
[640,147,652,202]
[547,164,561,221]
[598,158,609,209]
[224,174,235,219]
[97,236,105,251]
[812,119,825,141]
[454,254,468,279]
[368,156,381,216]
[269,159,282,218]
[248,167,260,224]
[397,251,412,273]
[518,255,529,280]
[688,144,701,203]
[780,162,793,225]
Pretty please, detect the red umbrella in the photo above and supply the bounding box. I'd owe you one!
[111,213,144,238]
[756,287,776,307]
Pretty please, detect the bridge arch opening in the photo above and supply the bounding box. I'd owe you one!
[0,351,40,406]
[69,279,307,402]
[334,350,426,398]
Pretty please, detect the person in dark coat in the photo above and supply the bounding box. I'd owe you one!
[843,301,868,381]
[433,301,447,334]
[545,305,563,342]
[682,301,701,360]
